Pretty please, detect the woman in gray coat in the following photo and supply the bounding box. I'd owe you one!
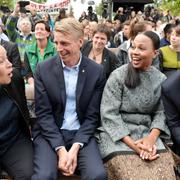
[97,31,175,179]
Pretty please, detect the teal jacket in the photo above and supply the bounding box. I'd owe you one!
[24,39,57,79]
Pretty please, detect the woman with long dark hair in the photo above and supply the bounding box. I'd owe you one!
[97,31,175,179]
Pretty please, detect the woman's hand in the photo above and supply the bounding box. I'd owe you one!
[135,136,154,160]
[134,135,156,153]
[122,136,142,155]
[138,144,159,161]
[122,131,160,161]
[148,145,160,161]
[135,129,161,161]
[135,128,161,155]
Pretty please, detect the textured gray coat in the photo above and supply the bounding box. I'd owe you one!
[97,64,170,159]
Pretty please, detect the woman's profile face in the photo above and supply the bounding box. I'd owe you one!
[130,34,156,71]
[170,29,180,48]
[0,47,13,85]
[92,32,108,50]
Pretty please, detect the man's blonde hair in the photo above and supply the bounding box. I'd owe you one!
[55,18,84,39]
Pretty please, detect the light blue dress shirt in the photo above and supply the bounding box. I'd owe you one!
[61,56,82,130]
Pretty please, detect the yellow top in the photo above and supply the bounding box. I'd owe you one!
[160,46,180,69]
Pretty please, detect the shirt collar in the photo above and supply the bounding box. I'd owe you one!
[19,32,32,38]
[61,52,82,71]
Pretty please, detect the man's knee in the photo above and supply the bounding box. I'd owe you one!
[92,170,107,180]
[82,168,107,180]
[31,170,57,180]
[13,169,33,180]
[9,161,33,180]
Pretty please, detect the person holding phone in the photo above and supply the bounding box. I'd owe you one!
[6,2,35,75]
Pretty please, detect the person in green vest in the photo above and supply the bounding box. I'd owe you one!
[24,20,56,87]
[24,20,56,101]
[159,25,180,77]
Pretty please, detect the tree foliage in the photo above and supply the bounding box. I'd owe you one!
[31,0,47,3]
[95,2,104,17]
[159,0,180,16]
[1,0,47,10]
[1,0,14,10]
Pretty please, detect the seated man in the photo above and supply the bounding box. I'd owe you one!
[0,45,33,180]
[31,18,107,180]
[162,70,180,156]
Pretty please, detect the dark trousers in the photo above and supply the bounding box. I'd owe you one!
[0,134,33,180]
[32,130,107,180]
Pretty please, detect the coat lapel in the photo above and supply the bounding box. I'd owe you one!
[76,57,87,103]
[54,56,66,107]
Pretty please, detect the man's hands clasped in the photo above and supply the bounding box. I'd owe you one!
[57,143,80,176]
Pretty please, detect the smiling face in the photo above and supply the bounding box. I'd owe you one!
[130,34,157,71]
[35,23,50,40]
[0,46,13,85]
[54,31,83,67]
[92,32,108,50]
[19,18,31,34]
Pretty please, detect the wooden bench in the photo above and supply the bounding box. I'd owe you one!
[0,170,81,180]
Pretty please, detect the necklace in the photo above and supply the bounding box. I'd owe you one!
[92,49,103,61]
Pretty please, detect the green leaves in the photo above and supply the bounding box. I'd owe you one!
[159,0,180,16]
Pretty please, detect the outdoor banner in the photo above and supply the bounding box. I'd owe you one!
[29,0,70,11]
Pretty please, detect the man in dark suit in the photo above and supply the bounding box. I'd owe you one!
[31,18,107,180]
[162,70,180,156]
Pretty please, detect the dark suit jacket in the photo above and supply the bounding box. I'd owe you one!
[33,54,106,150]
[3,69,31,135]
[0,39,21,72]
[162,70,180,146]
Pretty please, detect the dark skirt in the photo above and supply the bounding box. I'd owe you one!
[105,151,176,180]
